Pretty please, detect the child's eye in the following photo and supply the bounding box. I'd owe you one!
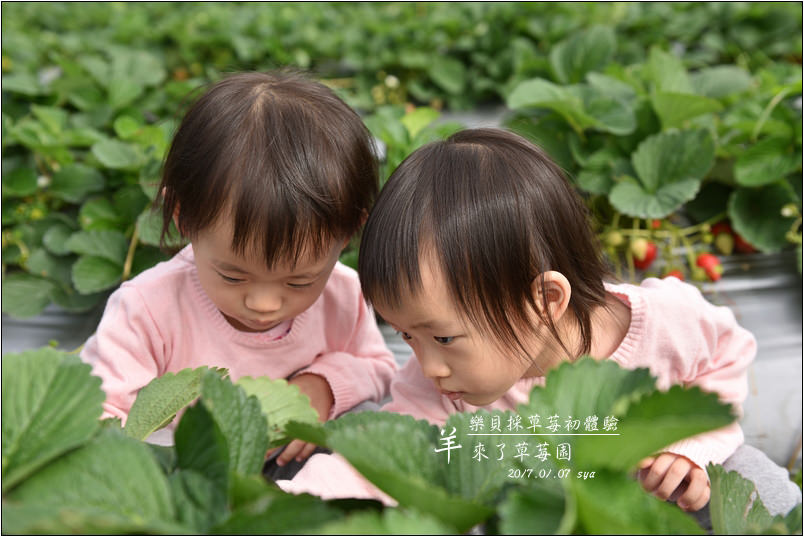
[397,331,412,341]
[433,336,455,345]
[287,282,314,288]
[219,273,244,283]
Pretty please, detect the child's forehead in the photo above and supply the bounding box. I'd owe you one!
[201,217,338,272]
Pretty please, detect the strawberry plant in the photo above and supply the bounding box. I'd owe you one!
[3,347,800,534]
[2,3,801,318]
[505,30,801,282]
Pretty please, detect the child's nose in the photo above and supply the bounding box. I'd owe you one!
[245,289,282,313]
[418,349,450,380]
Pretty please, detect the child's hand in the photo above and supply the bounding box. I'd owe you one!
[638,453,710,512]
[273,373,334,467]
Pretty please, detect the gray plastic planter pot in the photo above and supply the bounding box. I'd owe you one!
[1,302,106,355]
[699,251,802,468]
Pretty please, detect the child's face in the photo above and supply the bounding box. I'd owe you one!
[375,257,545,406]
[192,219,344,333]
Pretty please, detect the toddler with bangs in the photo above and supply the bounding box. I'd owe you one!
[81,71,396,470]
[282,128,799,519]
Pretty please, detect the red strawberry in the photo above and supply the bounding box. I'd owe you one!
[631,238,658,270]
[734,233,758,254]
[664,269,684,280]
[710,221,732,235]
[650,219,661,229]
[696,252,723,282]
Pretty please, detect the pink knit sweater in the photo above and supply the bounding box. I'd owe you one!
[280,276,756,502]
[80,245,397,425]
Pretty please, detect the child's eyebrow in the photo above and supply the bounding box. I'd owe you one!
[214,261,250,274]
[411,319,451,331]
[290,271,322,280]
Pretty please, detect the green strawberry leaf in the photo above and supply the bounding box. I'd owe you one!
[428,56,466,95]
[610,130,714,218]
[316,508,458,534]
[1,273,55,318]
[323,411,494,532]
[708,464,801,534]
[651,92,723,130]
[43,222,78,256]
[2,166,38,196]
[401,107,440,140]
[645,47,693,93]
[26,248,73,286]
[2,349,104,492]
[49,164,106,203]
[136,208,184,248]
[91,138,146,170]
[691,65,752,98]
[124,367,215,441]
[734,137,801,188]
[4,429,176,533]
[71,254,123,293]
[200,371,270,476]
[549,25,616,85]
[729,183,799,253]
[236,376,320,448]
[572,470,704,534]
[65,229,128,264]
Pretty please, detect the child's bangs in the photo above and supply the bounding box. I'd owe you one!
[225,160,349,270]
[358,167,427,310]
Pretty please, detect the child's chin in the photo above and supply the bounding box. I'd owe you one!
[461,393,497,407]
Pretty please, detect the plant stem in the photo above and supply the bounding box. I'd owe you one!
[679,233,699,272]
[752,86,793,142]
[121,226,139,282]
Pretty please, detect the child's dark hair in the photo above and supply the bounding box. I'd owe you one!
[159,70,378,267]
[359,128,610,362]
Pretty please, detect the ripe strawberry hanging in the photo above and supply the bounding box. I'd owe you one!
[664,269,684,280]
[696,252,723,282]
[733,233,758,254]
[631,238,658,270]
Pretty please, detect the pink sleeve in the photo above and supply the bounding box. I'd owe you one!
[80,284,166,424]
[296,294,397,418]
[660,281,756,472]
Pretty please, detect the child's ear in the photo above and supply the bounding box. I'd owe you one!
[172,202,181,231]
[531,271,571,321]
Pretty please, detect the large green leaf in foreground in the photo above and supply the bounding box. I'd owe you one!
[124,366,215,441]
[236,376,320,447]
[170,404,230,532]
[514,358,734,471]
[708,464,803,535]
[2,429,178,534]
[304,412,495,532]
[315,508,457,535]
[200,371,270,476]
[571,470,703,534]
[2,348,104,492]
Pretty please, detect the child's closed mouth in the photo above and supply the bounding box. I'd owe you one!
[439,389,464,401]
[243,317,282,331]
